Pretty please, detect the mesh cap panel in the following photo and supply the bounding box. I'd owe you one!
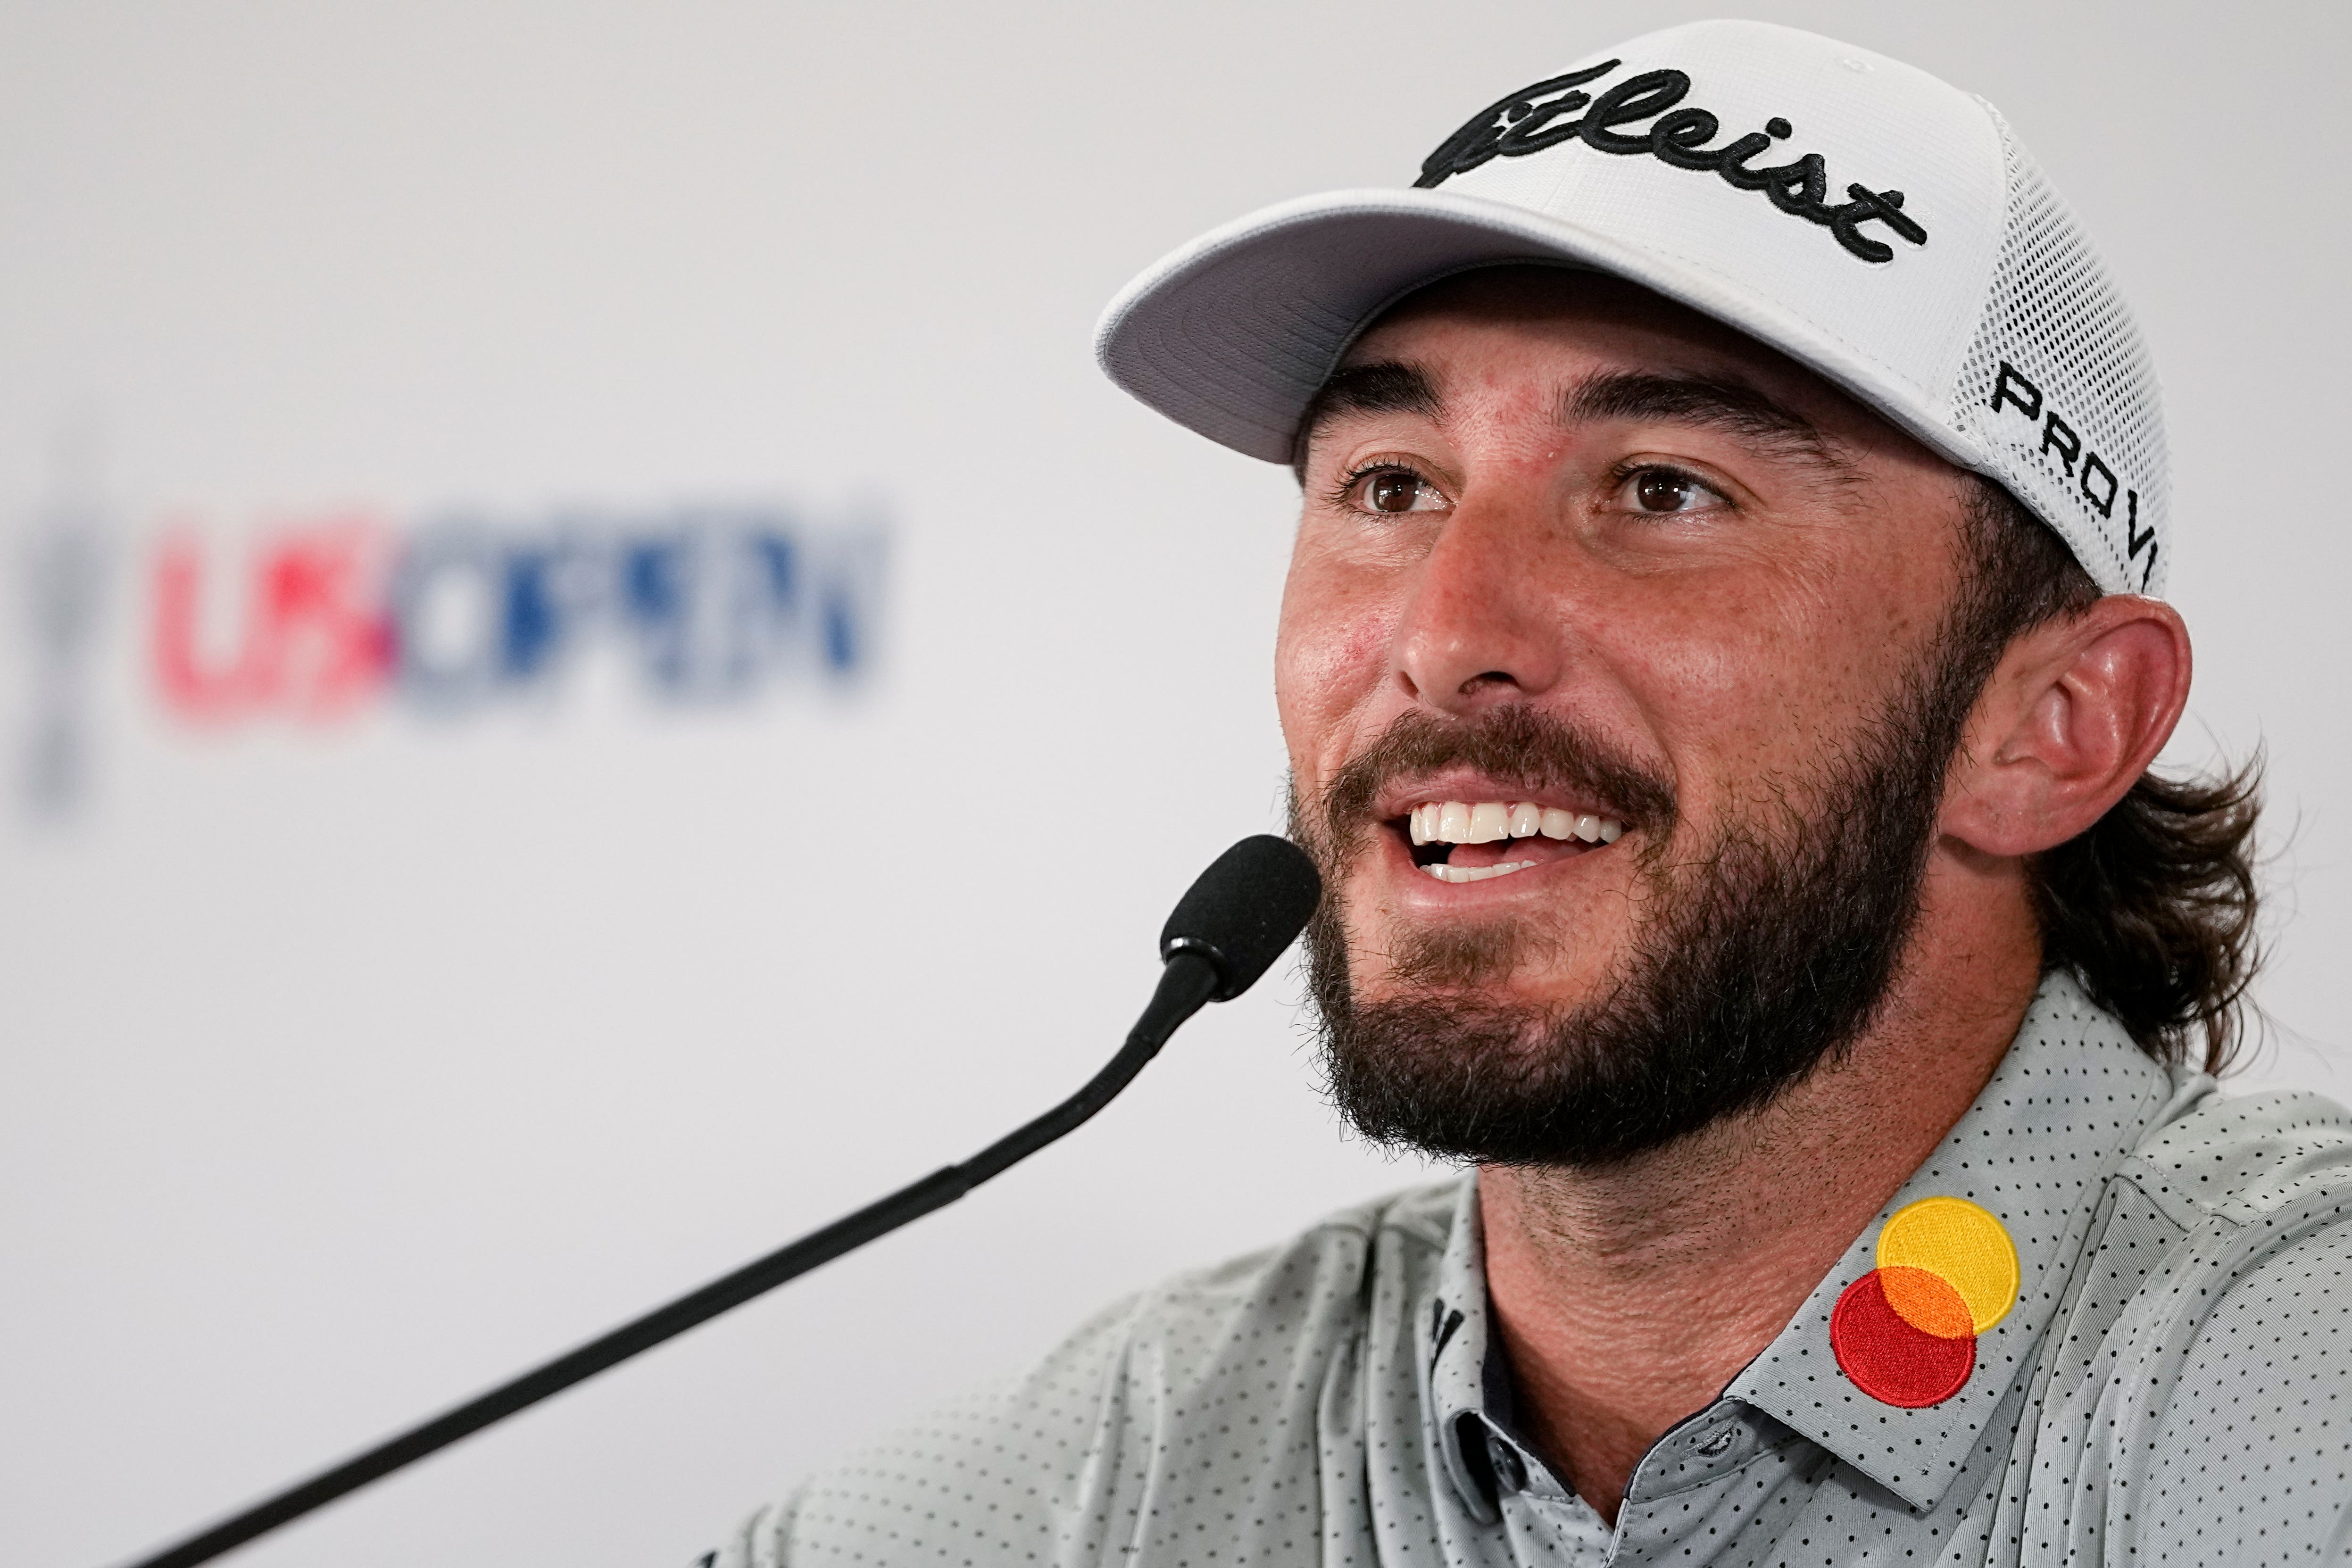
[1952,106,2169,596]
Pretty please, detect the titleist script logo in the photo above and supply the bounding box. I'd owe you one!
[1989,361,2157,591]
[1415,61,1928,265]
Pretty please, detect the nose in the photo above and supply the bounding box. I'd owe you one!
[1392,499,1566,713]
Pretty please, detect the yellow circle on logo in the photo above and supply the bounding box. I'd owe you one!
[1875,1196,2019,1334]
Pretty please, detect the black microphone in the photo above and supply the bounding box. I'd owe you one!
[116,834,1322,1568]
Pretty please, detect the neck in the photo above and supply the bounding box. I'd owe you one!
[1477,868,2040,1525]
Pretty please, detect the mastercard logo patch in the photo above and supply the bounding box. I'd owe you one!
[1829,1197,2018,1408]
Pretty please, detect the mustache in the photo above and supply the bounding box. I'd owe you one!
[1306,705,1679,849]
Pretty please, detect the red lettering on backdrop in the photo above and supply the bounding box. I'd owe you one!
[152,516,395,722]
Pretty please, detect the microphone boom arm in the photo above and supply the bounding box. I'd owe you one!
[119,951,1226,1568]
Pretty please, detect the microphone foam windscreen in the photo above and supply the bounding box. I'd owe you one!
[1160,835,1324,1000]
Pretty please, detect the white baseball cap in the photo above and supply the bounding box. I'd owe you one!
[1095,18,2167,597]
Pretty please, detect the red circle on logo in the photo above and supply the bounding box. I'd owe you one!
[1830,1269,1976,1408]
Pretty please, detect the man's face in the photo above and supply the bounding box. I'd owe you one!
[1278,268,1983,1163]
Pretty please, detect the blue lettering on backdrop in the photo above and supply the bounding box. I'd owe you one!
[390,507,883,712]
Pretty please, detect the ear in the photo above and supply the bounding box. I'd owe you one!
[1943,595,2192,858]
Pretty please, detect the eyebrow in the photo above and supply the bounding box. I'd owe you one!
[1292,360,1853,480]
[1562,369,1849,471]
[1291,362,1440,478]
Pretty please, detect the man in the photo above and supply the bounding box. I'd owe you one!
[711,20,2348,1565]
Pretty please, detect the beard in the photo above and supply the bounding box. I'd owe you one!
[1291,629,1989,1170]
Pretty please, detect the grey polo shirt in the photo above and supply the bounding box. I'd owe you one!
[707,972,2352,1565]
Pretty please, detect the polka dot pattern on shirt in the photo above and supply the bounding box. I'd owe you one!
[703,972,2352,1568]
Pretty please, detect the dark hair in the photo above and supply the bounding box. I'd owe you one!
[1957,480,2262,1074]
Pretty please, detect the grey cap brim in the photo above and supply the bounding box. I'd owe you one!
[1092,185,1986,475]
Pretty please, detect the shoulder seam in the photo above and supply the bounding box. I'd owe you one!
[2111,1159,2234,1232]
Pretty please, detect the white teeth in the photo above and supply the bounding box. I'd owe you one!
[1425,860,1538,883]
[1408,799,1629,849]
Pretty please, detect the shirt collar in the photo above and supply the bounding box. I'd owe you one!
[1730,970,2177,1508]
[1428,1174,1513,1521]
[1424,970,2181,1518]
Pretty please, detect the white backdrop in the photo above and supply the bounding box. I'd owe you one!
[3,4,2345,1565]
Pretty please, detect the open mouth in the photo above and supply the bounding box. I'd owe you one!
[1396,799,1628,884]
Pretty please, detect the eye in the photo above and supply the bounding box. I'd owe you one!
[1620,465,1727,515]
[1345,466,1450,516]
